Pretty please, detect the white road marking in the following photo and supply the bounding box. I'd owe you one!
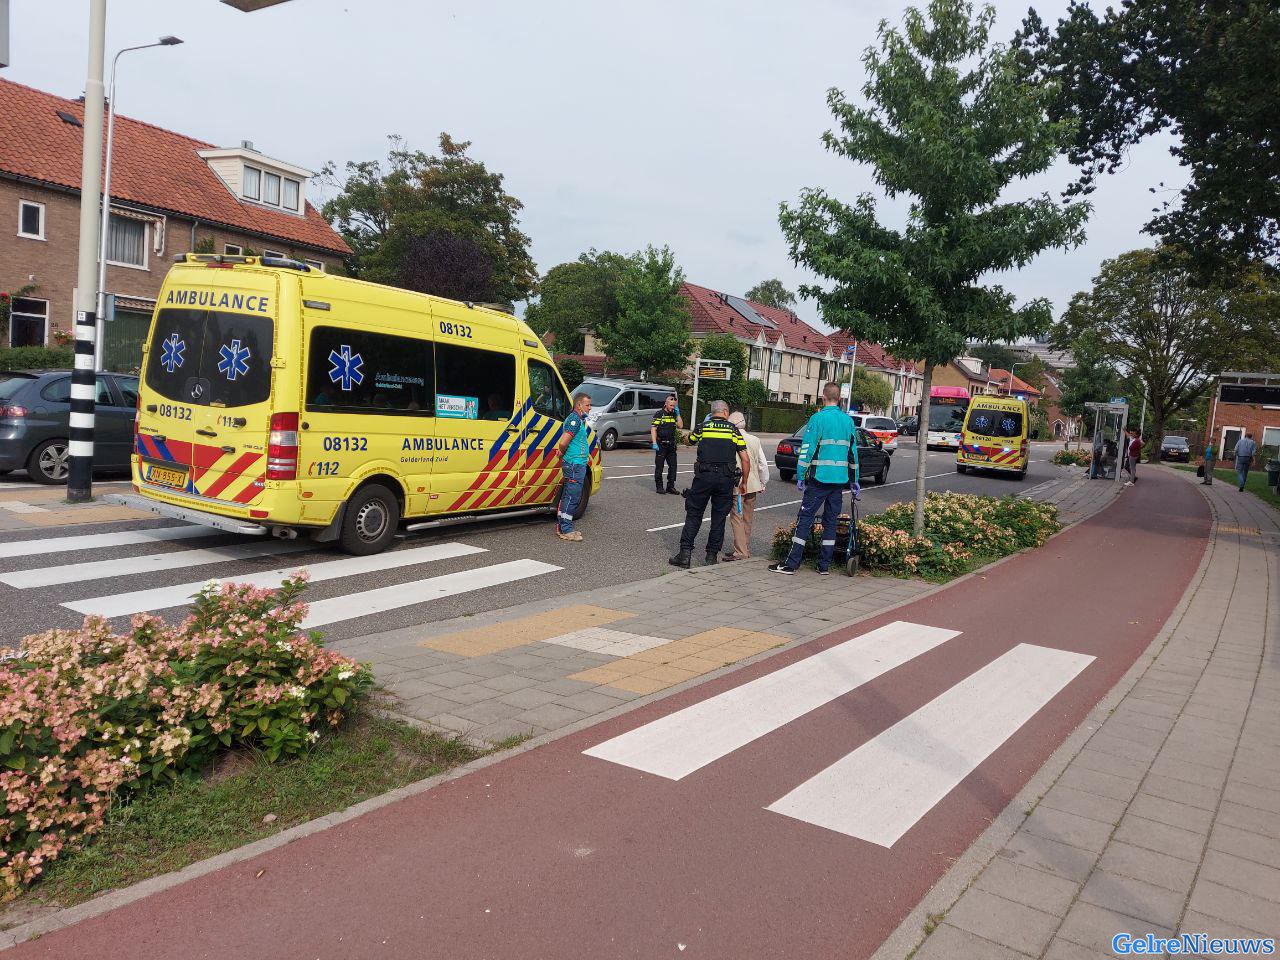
[301,559,560,628]
[0,525,210,559]
[546,626,671,657]
[643,471,954,532]
[767,643,1095,847]
[583,621,960,780]
[62,542,487,618]
[0,502,49,514]
[2,540,312,588]
[606,469,695,480]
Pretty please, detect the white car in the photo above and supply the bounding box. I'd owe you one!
[849,413,899,452]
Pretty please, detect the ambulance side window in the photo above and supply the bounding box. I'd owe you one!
[305,327,434,415]
[436,343,515,422]
[528,360,570,421]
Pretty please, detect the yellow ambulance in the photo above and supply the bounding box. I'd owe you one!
[955,395,1030,480]
[117,254,602,553]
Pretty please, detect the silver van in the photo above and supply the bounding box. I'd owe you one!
[571,377,677,451]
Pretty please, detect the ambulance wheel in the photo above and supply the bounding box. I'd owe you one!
[1014,469,1027,481]
[600,429,618,452]
[338,484,400,555]
[572,477,592,520]
[845,555,860,577]
[956,464,967,474]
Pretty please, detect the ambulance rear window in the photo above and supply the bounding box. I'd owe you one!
[966,406,1023,438]
[145,308,273,407]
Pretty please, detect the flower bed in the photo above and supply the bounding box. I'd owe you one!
[771,491,1060,580]
[1052,448,1092,466]
[0,574,372,901]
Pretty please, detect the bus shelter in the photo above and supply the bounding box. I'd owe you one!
[1085,401,1129,484]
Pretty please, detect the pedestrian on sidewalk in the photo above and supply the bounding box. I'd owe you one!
[650,394,683,495]
[770,382,857,576]
[555,392,592,542]
[1233,432,1258,491]
[669,400,751,568]
[1123,428,1141,485]
[722,410,770,561]
[1089,427,1106,479]
[1201,440,1215,485]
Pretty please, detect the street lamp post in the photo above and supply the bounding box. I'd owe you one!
[95,36,183,370]
[1006,360,1027,396]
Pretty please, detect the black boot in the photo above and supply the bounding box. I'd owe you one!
[656,485,665,494]
[665,484,678,494]
[704,552,719,565]
[669,550,692,568]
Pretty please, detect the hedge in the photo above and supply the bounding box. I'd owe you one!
[0,347,74,372]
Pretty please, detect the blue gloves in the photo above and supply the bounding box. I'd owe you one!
[851,481,861,499]
[651,442,659,451]
[797,478,806,492]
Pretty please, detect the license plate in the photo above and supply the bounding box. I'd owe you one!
[146,464,188,489]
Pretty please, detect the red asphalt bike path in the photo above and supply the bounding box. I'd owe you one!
[21,471,1210,960]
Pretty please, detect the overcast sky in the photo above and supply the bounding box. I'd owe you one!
[6,0,1185,332]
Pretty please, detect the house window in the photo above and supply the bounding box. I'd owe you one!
[8,298,48,347]
[770,351,782,373]
[106,214,147,268]
[18,201,45,240]
[782,392,792,402]
[303,259,324,272]
[803,394,811,405]
[224,244,243,256]
[263,249,285,259]
[1263,426,1280,453]
[282,178,300,211]
[243,165,261,201]
[263,172,281,206]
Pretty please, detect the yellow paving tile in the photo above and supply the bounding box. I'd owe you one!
[421,605,636,657]
[608,674,674,695]
[634,665,700,685]
[669,655,726,674]
[627,646,682,664]
[567,662,645,684]
[26,506,153,525]
[682,626,754,645]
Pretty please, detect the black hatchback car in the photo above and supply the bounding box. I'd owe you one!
[0,370,140,483]
[774,426,892,484]
[1159,435,1191,462]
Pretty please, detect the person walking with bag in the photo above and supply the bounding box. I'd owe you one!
[769,382,857,576]
[722,410,769,561]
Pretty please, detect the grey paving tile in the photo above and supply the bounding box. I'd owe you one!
[453,699,524,725]
[472,719,543,745]
[1188,880,1278,935]
[433,683,501,707]
[1179,910,1277,945]
[1208,825,1280,869]
[1128,792,1216,834]
[1056,901,1173,954]
[1114,815,1206,862]
[397,693,463,719]
[536,678,597,696]
[498,687,564,710]
[1042,938,1114,960]
[515,703,588,730]
[1097,840,1199,894]
[557,689,627,714]
[997,832,1099,884]
[1040,784,1128,826]
[1073,748,1151,782]
[942,888,1060,956]
[1223,781,1280,816]
[477,674,541,694]
[914,923,1033,960]
[425,669,486,688]
[1146,756,1227,790]
[1140,772,1221,811]
[1079,870,1185,928]
[1022,806,1116,853]
[1216,800,1280,839]
[1056,765,1141,803]
[1199,848,1280,903]
[974,858,1081,918]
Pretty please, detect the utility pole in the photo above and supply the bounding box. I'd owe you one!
[68,0,107,503]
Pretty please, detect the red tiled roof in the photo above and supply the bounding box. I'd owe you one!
[989,368,1043,398]
[0,78,349,255]
[680,282,833,356]
[825,332,922,374]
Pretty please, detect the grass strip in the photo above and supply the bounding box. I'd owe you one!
[1172,464,1280,509]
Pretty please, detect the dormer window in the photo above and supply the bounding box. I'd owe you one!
[263,171,281,206]
[243,166,261,201]
[241,163,300,211]
[282,178,299,211]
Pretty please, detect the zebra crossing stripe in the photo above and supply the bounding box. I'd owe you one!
[583,621,960,780]
[62,542,487,619]
[0,525,210,559]
[301,559,562,628]
[767,643,1095,847]
[1,539,312,589]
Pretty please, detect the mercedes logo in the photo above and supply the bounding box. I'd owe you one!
[190,383,204,400]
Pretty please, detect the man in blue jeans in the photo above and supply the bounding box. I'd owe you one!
[1234,432,1258,491]
[556,392,592,542]
[769,382,859,575]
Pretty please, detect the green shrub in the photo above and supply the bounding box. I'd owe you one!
[0,346,74,371]
[0,574,372,900]
[1052,448,1092,466]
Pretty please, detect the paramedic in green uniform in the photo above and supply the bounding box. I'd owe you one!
[555,392,592,542]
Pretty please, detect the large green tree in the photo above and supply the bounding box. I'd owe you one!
[744,279,798,310]
[1017,1,1280,267]
[780,0,1088,533]
[595,245,693,377]
[524,250,630,354]
[969,343,1019,370]
[322,134,537,306]
[1053,247,1280,460]
[849,368,895,413]
[695,333,749,410]
[1057,347,1120,445]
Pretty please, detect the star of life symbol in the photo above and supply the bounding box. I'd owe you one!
[217,339,251,381]
[328,344,364,391]
[160,333,185,373]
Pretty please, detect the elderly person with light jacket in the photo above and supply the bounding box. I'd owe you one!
[722,410,770,561]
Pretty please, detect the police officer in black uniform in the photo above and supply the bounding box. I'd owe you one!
[650,394,683,494]
[669,400,752,568]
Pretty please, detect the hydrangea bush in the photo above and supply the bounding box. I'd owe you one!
[1052,448,1092,466]
[0,574,372,900]
[772,492,1060,579]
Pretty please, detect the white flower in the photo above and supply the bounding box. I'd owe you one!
[203,578,220,591]
[337,669,353,681]
[289,685,306,699]
[307,730,320,743]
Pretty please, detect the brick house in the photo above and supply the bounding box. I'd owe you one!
[1207,372,1280,461]
[0,78,349,369]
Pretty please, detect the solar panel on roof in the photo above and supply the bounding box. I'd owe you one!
[723,294,777,329]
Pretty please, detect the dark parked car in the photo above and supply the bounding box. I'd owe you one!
[774,426,892,484]
[896,415,919,437]
[1159,435,1191,462]
[0,370,139,483]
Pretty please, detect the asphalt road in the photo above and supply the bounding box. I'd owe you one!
[0,439,1065,648]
